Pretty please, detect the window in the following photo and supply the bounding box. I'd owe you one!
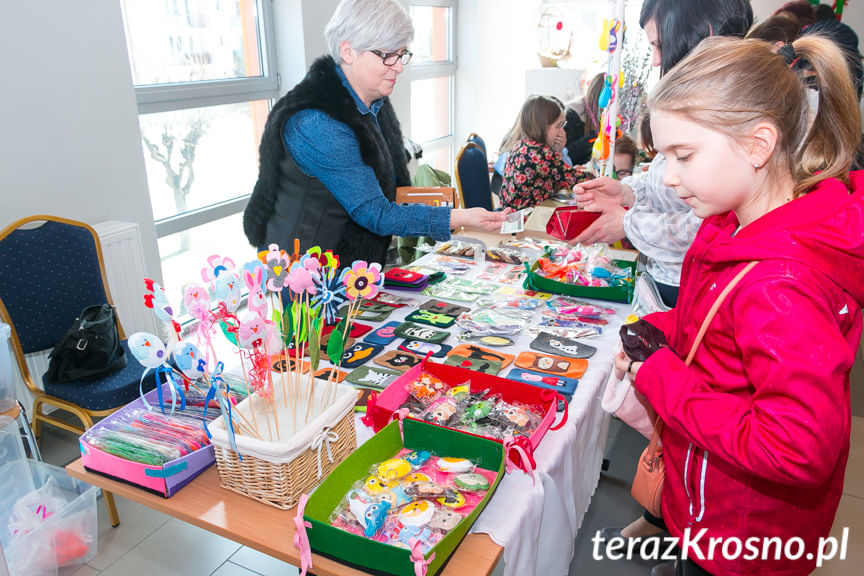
[120,0,278,301]
[409,1,456,175]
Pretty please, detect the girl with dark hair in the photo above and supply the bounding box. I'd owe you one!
[498,95,585,209]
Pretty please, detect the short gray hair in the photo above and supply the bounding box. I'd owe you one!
[325,0,414,64]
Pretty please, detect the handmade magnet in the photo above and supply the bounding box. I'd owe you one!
[378,485,412,508]
[348,490,391,537]
[430,509,463,531]
[404,481,447,499]
[422,397,458,425]
[436,457,474,474]
[394,322,450,343]
[345,365,402,389]
[398,500,436,526]
[378,458,412,480]
[419,299,470,317]
[514,351,588,379]
[530,332,597,359]
[364,476,397,495]
[405,308,457,328]
[443,355,502,375]
[398,340,452,358]
[363,321,402,346]
[404,472,431,483]
[437,489,466,509]
[404,450,432,467]
[340,342,384,369]
[374,350,423,372]
[454,473,490,491]
[448,344,515,368]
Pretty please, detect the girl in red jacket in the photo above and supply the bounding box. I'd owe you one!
[616,35,864,576]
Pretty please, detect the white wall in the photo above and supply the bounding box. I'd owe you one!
[751,1,864,54]
[0,0,160,282]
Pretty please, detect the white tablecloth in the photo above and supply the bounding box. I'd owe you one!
[354,252,629,576]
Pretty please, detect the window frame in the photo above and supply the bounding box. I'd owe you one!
[408,0,457,171]
[124,0,280,238]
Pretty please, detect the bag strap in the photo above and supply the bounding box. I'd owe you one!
[647,261,758,452]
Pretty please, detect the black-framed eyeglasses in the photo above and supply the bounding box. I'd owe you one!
[370,50,413,66]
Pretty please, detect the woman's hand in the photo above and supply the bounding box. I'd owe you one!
[614,350,642,380]
[451,207,513,232]
[571,205,627,244]
[572,177,635,211]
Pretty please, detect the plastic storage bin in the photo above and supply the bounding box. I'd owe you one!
[0,323,16,413]
[0,438,98,576]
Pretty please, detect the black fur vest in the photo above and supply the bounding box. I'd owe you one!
[243,56,410,265]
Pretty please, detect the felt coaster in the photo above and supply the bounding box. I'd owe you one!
[370,291,417,307]
[353,387,376,412]
[270,357,310,373]
[384,268,428,286]
[314,367,348,383]
[394,322,450,343]
[337,304,393,323]
[443,355,502,375]
[319,331,355,353]
[340,342,384,369]
[398,340,452,358]
[419,299,470,317]
[447,344,515,369]
[505,368,579,395]
[405,308,457,328]
[514,351,588,379]
[345,365,402,389]
[374,349,424,372]
[530,332,597,359]
[363,321,402,346]
[358,300,399,314]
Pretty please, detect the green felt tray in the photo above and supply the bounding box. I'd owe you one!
[303,419,505,576]
[523,258,636,303]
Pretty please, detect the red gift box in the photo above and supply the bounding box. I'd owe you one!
[546,206,601,241]
[365,360,567,471]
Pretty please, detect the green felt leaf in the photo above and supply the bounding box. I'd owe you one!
[308,323,321,371]
[219,320,237,346]
[326,326,345,365]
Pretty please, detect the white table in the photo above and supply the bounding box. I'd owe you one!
[354,250,629,576]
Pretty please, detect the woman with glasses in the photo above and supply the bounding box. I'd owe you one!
[498,95,586,210]
[244,0,507,265]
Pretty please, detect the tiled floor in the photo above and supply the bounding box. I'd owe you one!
[17,413,864,576]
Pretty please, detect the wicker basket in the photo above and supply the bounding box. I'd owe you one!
[209,379,358,510]
[213,410,356,509]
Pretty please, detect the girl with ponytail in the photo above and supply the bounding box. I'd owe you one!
[617,35,864,576]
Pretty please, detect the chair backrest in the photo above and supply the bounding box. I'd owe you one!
[0,216,119,358]
[466,133,487,157]
[454,142,493,211]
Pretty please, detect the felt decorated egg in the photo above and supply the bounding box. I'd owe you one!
[436,457,473,474]
[377,458,412,480]
[128,332,167,369]
[455,473,490,491]
[398,499,435,526]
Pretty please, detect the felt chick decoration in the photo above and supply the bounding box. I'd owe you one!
[128,332,186,414]
[144,279,181,341]
[238,311,279,440]
[202,255,241,313]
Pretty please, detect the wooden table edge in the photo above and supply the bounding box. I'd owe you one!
[66,459,502,576]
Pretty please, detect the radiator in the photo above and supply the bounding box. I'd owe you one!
[93,220,160,337]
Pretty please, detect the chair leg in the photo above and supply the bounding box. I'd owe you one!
[104,490,121,527]
[31,398,44,445]
[16,401,42,462]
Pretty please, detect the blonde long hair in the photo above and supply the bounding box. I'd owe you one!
[649,36,860,197]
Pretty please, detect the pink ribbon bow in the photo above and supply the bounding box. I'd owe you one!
[293,494,313,576]
[503,435,536,484]
[409,537,435,576]
[390,407,410,442]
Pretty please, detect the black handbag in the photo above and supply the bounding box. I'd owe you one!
[44,304,127,383]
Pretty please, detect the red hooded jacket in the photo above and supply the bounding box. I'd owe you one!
[636,173,864,575]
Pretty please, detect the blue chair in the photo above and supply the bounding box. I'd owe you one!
[466,132,487,157]
[0,215,156,526]
[454,142,493,211]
